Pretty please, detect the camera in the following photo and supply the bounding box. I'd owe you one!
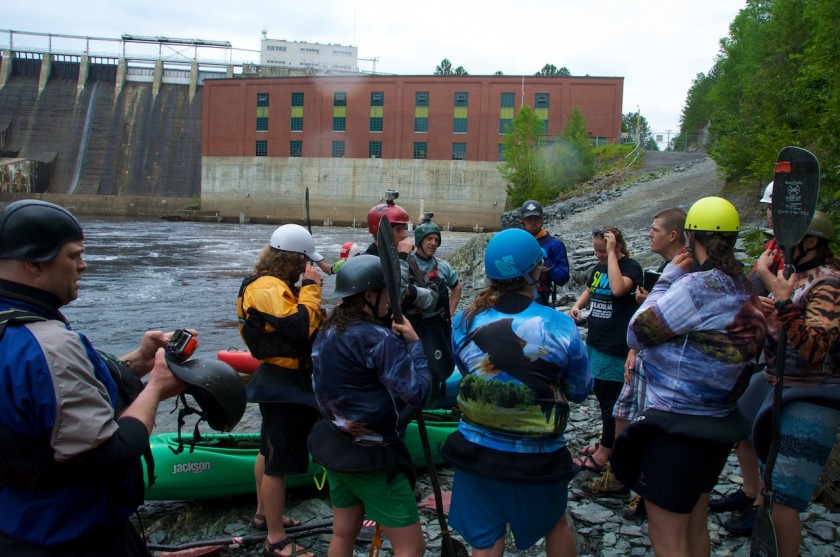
[384,189,399,203]
[165,329,198,363]
[421,211,434,224]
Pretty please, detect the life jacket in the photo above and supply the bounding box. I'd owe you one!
[237,273,309,363]
[0,309,152,491]
[403,256,450,325]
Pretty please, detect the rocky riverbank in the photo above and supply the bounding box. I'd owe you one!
[138,156,840,556]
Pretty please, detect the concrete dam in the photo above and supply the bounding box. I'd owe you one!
[0,52,203,215]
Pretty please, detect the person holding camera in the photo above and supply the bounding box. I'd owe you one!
[568,226,642,483]
[237,224,324,557]
[0,200,188,556]
[404,214,462,405]
[519,200,570,306]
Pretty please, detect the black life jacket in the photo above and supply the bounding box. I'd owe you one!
[403,255,450,324]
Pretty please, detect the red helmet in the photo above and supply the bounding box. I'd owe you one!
[367,203,410,236]
[339,241,362,260]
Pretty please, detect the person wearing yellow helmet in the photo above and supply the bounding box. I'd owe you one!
[611,197,767,557]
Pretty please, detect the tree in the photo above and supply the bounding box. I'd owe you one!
[535,64,571,77]
[543,108,596,194]
[434,59,469,76]
[622,112,653,146]
[498,104,550,208]
[434,59,453,75]
[494,70,504,76]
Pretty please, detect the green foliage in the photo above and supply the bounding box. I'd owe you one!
[535,64,572,77]
[434,59,453,75]
[593,144,635,173]
[679,0,840,225]
[622,112,654,146]
[499,105,596,208]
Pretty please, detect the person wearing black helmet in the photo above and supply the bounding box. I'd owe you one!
[404,217,462,405]
[519,199,570,306]
[309,254,430,557]
[0,200,188,556]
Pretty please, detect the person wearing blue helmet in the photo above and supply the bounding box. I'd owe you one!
[440,228,592,557]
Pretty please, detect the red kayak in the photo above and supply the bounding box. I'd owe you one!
[217,349,259,374]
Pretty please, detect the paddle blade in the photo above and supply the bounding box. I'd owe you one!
[376,216,404,324]
[772,146,819,252]
[750,504,778,557]
[304,187,312,234]
[441,536,470,557]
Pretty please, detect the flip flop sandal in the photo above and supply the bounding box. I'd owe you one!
[263,538,313,557]
[577,443,600,456]
[574,454,606,473]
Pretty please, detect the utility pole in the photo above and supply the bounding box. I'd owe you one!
[636,106,641,146]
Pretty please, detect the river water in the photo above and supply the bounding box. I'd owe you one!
[62,218,476,432]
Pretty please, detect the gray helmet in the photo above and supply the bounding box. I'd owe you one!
[805,210,835,242]
[167,358,247,432]
[414,221,442,246]
[333,254,385,299]
[0,200,84,262]
[520,199,543,218]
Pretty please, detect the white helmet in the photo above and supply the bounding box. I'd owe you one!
[760,181,773,204]
[269,224,323,262]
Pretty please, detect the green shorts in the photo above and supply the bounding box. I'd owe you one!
[325,468,419,528]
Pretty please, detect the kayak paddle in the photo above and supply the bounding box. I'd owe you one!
[750,146,820,557]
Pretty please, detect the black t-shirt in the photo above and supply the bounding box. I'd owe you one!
[585,256,643,356]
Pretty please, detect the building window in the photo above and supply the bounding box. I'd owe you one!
[370,92,384,106]
[455,92,468,107]
[256,117,268,131]
[369,92,384,132]
[256,140,268,157]
[369,141,382,158]
[453,118,467,133]
[257,93,269,107]
[291,117,303,132]
[452,142,466,160]
[333,117,346,132]
[500,92,515,107]
[535,93,549,108]
[333,91,347,132]
[500,91,514,134]
[415,92,429,133]
[535,93,549,135]
[454,92,468,134]
[413,142,427,160]
[290,141,302,157]
[499,119,511,134]
[291,92,304,106]
[414,116,428,133]
[370,117,383,132]
[334,92,346,106]
[498,143,506,161]
[332,141,345,158]
[290,92,304,132]
[415,92,429,106]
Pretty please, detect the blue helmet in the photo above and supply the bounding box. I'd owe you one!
[485,228,545,280]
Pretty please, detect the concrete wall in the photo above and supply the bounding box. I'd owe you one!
[201,156,507,230]
[0,191,195,218]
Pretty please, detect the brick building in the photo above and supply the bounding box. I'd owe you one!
[201,74,623,230]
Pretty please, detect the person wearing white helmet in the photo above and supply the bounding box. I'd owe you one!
[236,223,324,557]
[745,181,784,297]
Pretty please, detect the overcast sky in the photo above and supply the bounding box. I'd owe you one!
[5,0,746,144]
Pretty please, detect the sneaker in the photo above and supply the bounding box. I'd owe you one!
[621,495,646,522]
[722,506,756,536]
[581,466,631,499]
[709,488,756,513]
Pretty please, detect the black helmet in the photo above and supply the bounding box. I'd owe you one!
[333,254,385,299]
[167,358,247,432]
[520,199,543,218]
[0,200,84,262]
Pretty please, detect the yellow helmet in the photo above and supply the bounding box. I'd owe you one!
[685,197,740,233]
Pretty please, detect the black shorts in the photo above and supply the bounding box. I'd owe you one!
[259,402,319,476]
[634,429,732,514]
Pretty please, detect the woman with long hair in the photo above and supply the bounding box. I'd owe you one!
[309,255,430,557]
[568,226,642,491]
[611,197,767,557]
[441,228,592,557]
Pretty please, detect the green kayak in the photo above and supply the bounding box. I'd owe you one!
[144,409,459,501]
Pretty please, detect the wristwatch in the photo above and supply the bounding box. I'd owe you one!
[774,299,793,311]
